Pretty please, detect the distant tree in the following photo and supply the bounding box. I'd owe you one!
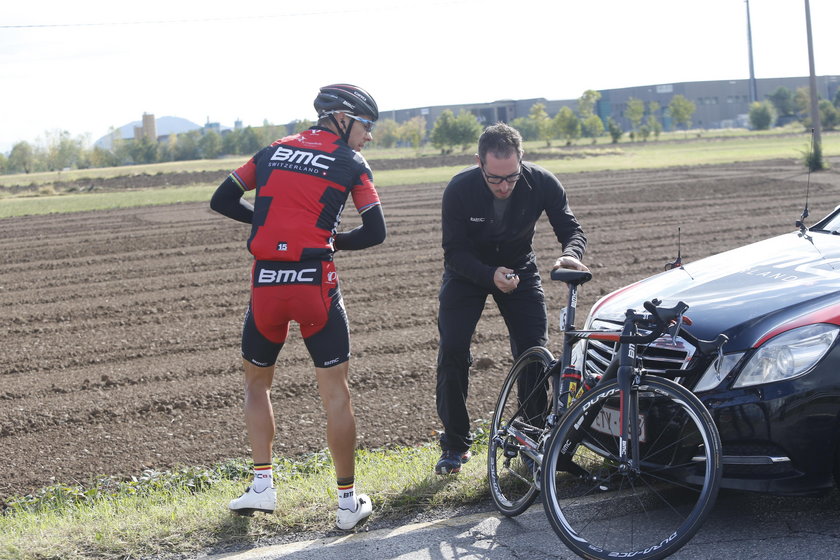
[371,118,399,148]
[607,117,623,144]
[398,116,426,149]
[645,113,663,140]
[819,99,839,131]
[88,145,119,168]
[431,110,480,153]
[582,114,605,143]
[261,124,288,142]
[624,98,645,139]
[749,101,775,130]
[221,129,241,155]
[552,106,581,146]
[7,141,35,173]
[452,110,482,151]
[174,131,201,161]
[292,119,314,134]
[668,94,696,133]
[766,87,796,121]
[529,102,553,146]
[834,89,840,109]
[793,87,811,120]
[0,152,7,173]
[130,137,160,164]
[199,130,222,159]
[39,129,86,171]
[156,134,176,162]
[430,109,457,154]
[647,102,663,139]
[577,89,601,119]
[239,127,263,155]
[509,116,539,141]
[112,138,134,166]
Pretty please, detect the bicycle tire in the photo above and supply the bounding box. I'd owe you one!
[488,346,554,517]
[541,375,722,560]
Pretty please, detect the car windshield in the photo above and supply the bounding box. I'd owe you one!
[809,208,840,233]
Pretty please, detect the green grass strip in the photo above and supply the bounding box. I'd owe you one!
[0,437,490,560]
[2,132,838,219]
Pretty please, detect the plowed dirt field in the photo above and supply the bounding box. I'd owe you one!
[2,157,839,502]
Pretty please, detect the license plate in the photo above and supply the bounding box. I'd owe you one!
[591,405,647,443]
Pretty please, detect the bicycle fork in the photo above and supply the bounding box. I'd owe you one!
[616,315,643,475]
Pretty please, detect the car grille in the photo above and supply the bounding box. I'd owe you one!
[583,319,696,381]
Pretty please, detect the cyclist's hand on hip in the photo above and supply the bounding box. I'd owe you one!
[553,255,589,272]
[494,267,519,293]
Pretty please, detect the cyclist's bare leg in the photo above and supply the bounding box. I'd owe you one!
[315,361,356,479]
[242,359,276,464]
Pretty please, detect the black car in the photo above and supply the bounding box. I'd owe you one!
[572,205,840,496]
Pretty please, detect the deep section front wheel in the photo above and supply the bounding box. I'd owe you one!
[488,346,554,517]
[541,375,722,560]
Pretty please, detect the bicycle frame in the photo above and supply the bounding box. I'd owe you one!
[501,269,723,472]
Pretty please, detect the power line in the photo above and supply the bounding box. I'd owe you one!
[1,0,473,30]
[0,11,343,29]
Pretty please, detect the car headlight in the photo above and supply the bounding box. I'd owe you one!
[733,324,840,388]
[694,352,745,392]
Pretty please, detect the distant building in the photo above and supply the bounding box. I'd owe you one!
[203,117,221,134]
[378,75,840,133]
[134,112,158,142]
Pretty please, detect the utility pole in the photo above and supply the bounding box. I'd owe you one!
[745,0,758,104]
[805,0,822,154]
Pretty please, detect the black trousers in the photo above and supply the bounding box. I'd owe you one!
[436,265,548,451]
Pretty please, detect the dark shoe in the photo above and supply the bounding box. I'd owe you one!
[435,449,472,475]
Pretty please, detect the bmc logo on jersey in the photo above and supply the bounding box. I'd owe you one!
[271,146,335,170]
[254,261,323,286]
[256,268,317,284]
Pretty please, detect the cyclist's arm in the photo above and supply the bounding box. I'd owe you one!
[210,175,254,224]
[335,167,386,251]
[334,205,386,250]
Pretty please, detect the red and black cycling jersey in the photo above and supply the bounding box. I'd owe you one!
[229,127,381,262]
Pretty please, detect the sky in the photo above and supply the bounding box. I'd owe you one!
[2,0,839,154]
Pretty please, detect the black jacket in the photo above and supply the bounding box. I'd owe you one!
[441,161,586,289]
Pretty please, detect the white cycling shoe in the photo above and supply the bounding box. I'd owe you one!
[228,486,276,515]
[335,494,372,530]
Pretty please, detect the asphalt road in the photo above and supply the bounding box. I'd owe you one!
[206,489,840,559]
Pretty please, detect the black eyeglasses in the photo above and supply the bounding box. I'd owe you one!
[480,162,522,184]
[346,114,376,132]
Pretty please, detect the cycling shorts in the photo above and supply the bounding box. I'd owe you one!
[241,260,350,368]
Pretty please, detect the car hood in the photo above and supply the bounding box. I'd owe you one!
[589,230,840,351]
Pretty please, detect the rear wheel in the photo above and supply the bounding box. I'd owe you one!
[541,376,722,560]
[488,346,554,517]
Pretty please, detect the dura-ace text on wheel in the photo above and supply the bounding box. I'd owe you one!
[541,376,722,560]
[488,346,555,516]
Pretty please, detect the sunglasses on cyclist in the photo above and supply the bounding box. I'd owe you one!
[346,114,376,133]
[480,161,522,185]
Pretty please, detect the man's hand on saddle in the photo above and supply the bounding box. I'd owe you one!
[552,255,590,273]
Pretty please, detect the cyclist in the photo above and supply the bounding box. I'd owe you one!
[434,122,588,475]
[210,84,386,530]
